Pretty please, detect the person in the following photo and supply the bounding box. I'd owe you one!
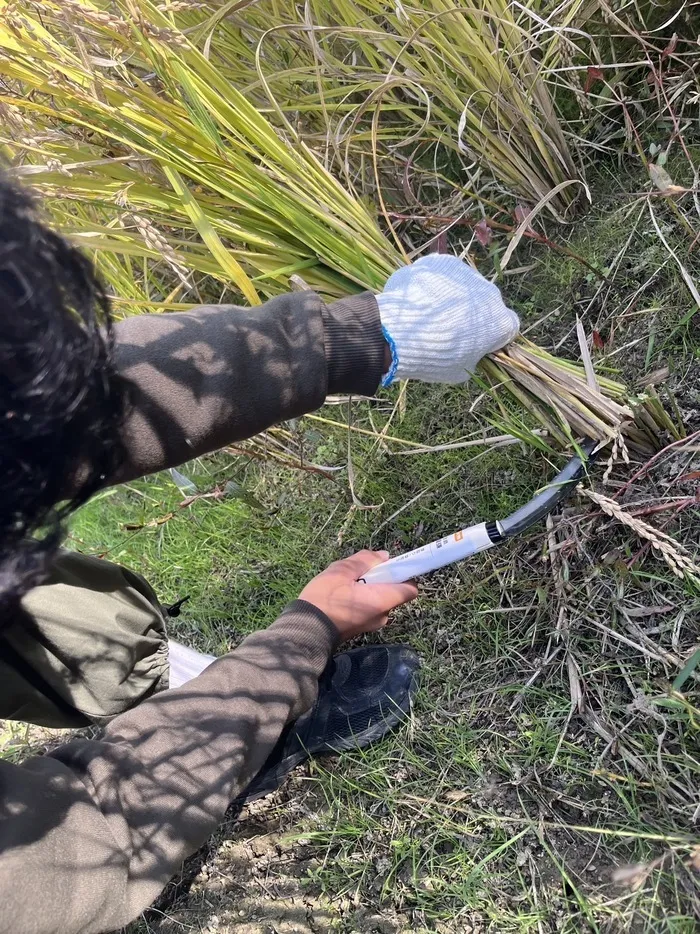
[0,171,519,934]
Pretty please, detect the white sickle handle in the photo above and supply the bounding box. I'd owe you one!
[359,522,498,585]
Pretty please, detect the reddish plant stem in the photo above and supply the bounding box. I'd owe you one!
[614,430,700,500]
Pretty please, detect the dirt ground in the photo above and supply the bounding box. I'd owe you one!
[128,758,634,934]
[134,773,410,934]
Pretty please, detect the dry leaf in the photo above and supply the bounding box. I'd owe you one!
[676,470,700,482]
[444,790,469,803]
[431,231,448,254]
[474,217,493,247]
[661,33,678,62]
[638,365,670,387]
[613,863,651,891]
[649,162,686,195]
[584,65,603,94]
[514,204,532,227]
[622,604,675,618]
[123,513,174,531]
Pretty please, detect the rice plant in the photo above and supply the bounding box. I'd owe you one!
[0,0,402,306]
[153,0,592,215]
[0,0,679,454]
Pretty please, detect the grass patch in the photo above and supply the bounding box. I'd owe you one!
[72,423,700,931]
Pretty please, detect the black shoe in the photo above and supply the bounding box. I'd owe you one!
[237,644,420,804]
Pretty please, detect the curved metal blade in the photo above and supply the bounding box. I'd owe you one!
[498,439,597,538]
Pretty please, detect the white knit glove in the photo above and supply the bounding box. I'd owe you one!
[376,254,520,385]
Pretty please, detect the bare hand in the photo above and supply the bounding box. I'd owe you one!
[299,550,418,642]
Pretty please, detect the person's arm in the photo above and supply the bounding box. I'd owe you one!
[110,256,520,486]
[111,290,387,484]
[0,553,416,934]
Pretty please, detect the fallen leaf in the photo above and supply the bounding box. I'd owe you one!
[592,329,605,350]
[622,604,675,618]
[675,470,700,482]
[649,162,686,195]
[661,33,678,62]
[637,365,670,387]
[690,845,700,873]
[584,65,604,94]
[514,204,532,228]
[401,156,418,206]
[444,790,469,803]
[289,274,312,292]
[224,480,265,510]
[613,863,651,891]
[474,217,493,247]
[567,652,585,714]
[169,467,198,496]
[123,513,175,531]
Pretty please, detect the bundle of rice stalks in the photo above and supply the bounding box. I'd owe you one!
[151,0,589,216]
[479,340,682,455]
[0,0,680,456]
[0,0,401,305]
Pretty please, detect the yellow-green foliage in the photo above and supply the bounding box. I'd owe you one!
[0,0,401,310]
[145,0,586,213]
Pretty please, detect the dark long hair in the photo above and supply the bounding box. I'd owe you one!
[0,171,129,615]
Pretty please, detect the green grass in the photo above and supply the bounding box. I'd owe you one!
[70,433,700,931]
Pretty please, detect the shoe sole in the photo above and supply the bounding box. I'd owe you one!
[238,667,419,804]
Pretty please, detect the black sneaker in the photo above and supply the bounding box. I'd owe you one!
[237,644,420,804]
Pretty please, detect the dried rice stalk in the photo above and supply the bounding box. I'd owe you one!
[581,486,700,583]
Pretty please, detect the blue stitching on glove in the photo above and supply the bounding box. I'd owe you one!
[381,325,399,388]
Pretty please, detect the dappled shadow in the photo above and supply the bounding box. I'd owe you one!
[142,798,247,924]
[0,292,381,931]
[0,598,336,932]
[136,784,341,934]
[109,293,383,486]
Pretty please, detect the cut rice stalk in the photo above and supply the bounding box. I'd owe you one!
[493,359,620,443]
[482,342,675,455]
[475,358,572,449]
[503,346,633,423]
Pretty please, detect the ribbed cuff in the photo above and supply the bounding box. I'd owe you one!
[269,599,342,670]
[380,324,399,387]
[322,292,386,395]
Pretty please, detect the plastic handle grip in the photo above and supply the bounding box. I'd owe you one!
[360,522,495,584]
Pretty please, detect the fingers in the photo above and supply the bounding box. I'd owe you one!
[367,580,419,613]
[339,549,390,577]
[388,581,419,607]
